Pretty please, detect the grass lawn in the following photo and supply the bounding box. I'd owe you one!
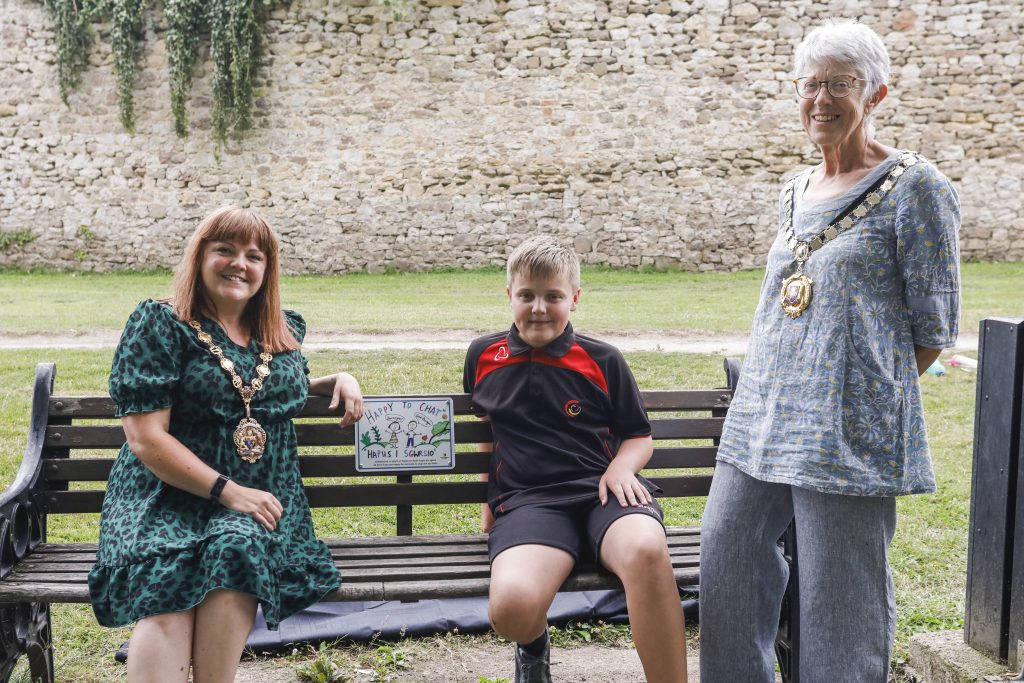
[1,261,1022,338]
[0,343,977,681]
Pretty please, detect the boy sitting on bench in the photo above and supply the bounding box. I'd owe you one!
[463,236,688,683]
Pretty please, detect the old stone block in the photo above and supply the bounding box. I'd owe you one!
[574,235,593,253]
[505,7,546,26]
[893,9,917,32]
[730,3,759,21]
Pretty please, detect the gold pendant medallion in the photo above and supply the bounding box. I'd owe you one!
[780,271,813,318]
[189,319,273,464]
[777,152,921,322]
[233,416,267,463]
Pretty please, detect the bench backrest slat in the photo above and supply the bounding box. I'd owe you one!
[44,417,725,450]
[43,446,720,483]
[49,391,731,419]
[45,473,716,514]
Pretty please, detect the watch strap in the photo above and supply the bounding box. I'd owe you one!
[210,474,230,500]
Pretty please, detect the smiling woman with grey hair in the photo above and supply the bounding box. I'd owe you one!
[698,21,961,683]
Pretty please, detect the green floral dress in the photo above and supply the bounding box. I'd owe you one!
[88,299,340,629]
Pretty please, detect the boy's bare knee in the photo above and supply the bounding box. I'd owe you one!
[605,529,671,579]
[489,586,548,642]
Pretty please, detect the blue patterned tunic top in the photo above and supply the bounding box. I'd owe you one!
[717,151,961,496]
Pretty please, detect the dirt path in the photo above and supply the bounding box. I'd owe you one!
[0,330,981,354]
[235,638,710,682]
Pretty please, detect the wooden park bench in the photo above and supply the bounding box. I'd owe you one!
[0,360,800,682]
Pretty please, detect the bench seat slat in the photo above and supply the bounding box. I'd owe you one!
[0,567,705,604]
[9,553,702,585]
[14,545,701,576]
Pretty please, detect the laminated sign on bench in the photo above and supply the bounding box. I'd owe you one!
[355,398,456,473]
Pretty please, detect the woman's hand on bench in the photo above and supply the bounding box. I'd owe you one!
[310,372,365,427]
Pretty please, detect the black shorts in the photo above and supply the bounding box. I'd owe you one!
[487,496,665,566]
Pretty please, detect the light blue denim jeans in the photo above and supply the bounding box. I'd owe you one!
[699,461,897,683]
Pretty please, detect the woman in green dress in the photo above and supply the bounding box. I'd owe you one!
[88,206,363,682]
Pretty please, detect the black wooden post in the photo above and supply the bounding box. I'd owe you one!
[966,317,1024,665]
[396,475,413,536]
[1012,325,1024,672]
[775,523,800,683]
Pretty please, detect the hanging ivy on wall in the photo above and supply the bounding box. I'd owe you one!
[45,0,103,105]
[207,0,267,141]
[164,0,204,137]
[41,0,287,143]
[110,0,145,132]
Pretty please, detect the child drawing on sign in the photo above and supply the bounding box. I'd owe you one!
[406,413,434,448]
[386,419,402,448]
[406,419,421,448]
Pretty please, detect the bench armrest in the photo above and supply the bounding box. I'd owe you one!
[0,363,55,574]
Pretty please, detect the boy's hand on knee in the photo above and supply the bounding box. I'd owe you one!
[599,461,652,508]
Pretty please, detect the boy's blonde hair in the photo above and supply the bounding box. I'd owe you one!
[506,235,581,291]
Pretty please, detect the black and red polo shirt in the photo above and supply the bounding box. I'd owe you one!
[463,323,653,514]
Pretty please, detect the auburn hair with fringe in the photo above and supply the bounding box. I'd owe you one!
[171,206,300,353]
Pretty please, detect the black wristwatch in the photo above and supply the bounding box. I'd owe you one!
[210,474,230,501]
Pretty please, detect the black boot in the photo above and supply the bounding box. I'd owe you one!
[513,638,552,683]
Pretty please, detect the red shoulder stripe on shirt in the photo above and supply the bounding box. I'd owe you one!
[533,343,609,394]
[475,339,529,385]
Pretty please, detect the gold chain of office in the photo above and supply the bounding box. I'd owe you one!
[188,320,273,463]
[778,151,922,319]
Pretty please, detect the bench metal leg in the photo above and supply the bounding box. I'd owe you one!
[775,520,799,683]
[0,603,54,683]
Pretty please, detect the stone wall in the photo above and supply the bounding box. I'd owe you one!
[1,0,1021,273]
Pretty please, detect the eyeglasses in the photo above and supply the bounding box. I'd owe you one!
[792,75,866,99]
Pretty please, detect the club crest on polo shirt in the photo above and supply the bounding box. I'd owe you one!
[494,345,510,361]
[564,399,582,417]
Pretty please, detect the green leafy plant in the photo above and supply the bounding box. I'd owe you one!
[77,225,96,242]
[369,643,408,682]
[478,677,510,683]
[295,646,352,683]
[0,229,38,252]
[429,419,451,447]
[548,620,633,648]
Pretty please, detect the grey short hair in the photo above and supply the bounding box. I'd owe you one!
[506,235,581,291]
[794,21,890,108]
